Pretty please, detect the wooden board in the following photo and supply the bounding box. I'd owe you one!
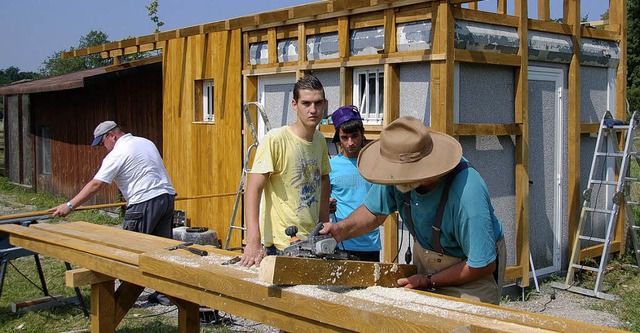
[258,256,416,287]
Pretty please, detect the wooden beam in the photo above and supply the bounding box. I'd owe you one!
[91,280,116,332]
[454,50,522,67]
[66,268,114,287]
[538,0,550,21]
[0,222,626,333]
[430,0,455,134]
[453,123,522,136]
[565,0,582,275]
[453,7,519,27]
[258,256,416,287]
[514,0,530,287]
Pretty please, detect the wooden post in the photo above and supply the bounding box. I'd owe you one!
[515,0,530,287]
[611,0,628,252]
[91,280,116,333]
[565,0,582,258]
[430,0,455,134]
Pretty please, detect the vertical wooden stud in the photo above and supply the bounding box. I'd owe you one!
[382,62,400,263]
[514,0,530,287]
[268,28,277,65]
[566,0,582,258]
[430,0,455,134]
[538,0,550,21]
[338,16,350,59]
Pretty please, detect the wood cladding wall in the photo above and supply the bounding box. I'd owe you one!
[32,64,163,206]
[162,29,243,247]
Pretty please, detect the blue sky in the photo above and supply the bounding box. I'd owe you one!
[0,1,610,73]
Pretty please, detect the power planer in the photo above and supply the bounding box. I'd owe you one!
[282,222,354,260]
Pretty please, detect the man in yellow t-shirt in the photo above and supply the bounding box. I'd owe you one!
[239,75,331,267]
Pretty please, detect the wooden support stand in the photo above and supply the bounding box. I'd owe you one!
[0,222,626,333]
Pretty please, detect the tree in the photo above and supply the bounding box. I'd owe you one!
[145,0,164,33]
[39,30,112,77]
[0,67,41,119]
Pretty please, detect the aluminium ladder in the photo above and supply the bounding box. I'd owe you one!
[223,102,272,251]
[552,111,639,300]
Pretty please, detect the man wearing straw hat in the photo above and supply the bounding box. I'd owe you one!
[321,116,506,304]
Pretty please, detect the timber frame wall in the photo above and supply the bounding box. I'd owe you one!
[63,0,628,286]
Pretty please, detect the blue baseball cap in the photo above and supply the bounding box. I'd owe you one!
[330,105,362,143]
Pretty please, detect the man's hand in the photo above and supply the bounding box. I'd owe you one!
[319,222,345,243]
[239,242,266,268]
[329,197,337,214]
[47,204,72,217]
[397,274,430,290]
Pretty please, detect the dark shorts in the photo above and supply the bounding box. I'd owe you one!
[123,193,175,239]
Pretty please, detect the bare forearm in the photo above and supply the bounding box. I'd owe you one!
[333,205,385,242]
[70,179,106,207]
[431,260,496,288]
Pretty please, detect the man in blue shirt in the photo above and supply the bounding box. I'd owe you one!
[329,106,380,262]
[321,116,506,304]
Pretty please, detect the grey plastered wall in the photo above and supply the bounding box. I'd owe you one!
[527,62,570,270]
[263,82,294,128]
[311,69,341,119]
[399,63,431,124]
[456,63,516,266]
[579,66,611,241]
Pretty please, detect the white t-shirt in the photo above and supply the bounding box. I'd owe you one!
[94,133,175,205]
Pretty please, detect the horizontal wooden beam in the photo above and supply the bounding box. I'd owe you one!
[454,49,522,67]
[259,256,416,287]
[580,123,600,134]
[579,241,622,261]
[66,268,114,287]
[454,123,522,136]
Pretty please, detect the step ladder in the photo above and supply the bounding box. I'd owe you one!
[223,102,272,251]
[552,110,639,301]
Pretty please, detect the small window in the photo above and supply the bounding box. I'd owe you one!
[39,125,51,175]
[194,79,214,123]
[353,67,384,125]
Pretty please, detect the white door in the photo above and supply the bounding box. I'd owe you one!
[528,66,564,275]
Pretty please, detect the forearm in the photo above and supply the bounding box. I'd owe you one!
[69,179,106,207]
[243,173,266,247]
[430,260,496,288]
[334,205,384,242]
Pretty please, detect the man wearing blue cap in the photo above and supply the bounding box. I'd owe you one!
[48,120,176,239]
[329,106,380,261]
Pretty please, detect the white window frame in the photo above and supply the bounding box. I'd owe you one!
[353,66,384,125]
[202,79,214,122]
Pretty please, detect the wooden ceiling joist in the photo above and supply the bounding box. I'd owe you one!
[61,0,432,60]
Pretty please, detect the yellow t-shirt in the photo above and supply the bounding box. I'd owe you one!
[250,126,331,250]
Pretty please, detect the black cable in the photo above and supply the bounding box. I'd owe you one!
[393,217,405,263]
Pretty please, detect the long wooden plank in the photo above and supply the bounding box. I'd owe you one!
[139,249,616,333]
[258,256,416,287]
[31,222,179,254]
[0,224,139,265]
[5,232,347,333]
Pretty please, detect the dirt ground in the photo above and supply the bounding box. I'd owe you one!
[0,192,625,331]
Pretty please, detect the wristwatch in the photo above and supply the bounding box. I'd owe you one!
[426,274,436,291]
[66,202,75,210]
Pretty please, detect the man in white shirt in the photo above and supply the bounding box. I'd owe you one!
[48,120,176,238]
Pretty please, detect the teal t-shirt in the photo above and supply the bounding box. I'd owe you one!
[363,159,503,268]
[330,154,380,252]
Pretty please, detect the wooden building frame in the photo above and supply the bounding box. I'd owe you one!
[59,0,628,287]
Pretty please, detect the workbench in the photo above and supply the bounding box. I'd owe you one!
[0,222,626,333]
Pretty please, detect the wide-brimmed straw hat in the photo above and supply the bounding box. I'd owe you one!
[357,116,462,184]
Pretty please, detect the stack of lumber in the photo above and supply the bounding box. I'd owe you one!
[0,222,625,333]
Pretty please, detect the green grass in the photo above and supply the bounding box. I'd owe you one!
[0,176,236,332]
